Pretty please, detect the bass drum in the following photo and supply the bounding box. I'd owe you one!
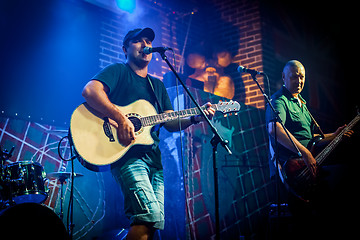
[0,203,70,240]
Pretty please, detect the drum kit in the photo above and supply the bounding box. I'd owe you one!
[0,145,83,239]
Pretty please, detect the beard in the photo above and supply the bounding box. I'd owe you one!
[128,52,151,69]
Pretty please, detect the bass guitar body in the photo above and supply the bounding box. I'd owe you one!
[284,136,321,191]
[282,113,359,201]
[284,157,318,200]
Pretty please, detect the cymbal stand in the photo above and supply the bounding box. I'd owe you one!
[58,175,66,221]
[57,134,78,240]
[0,146,15,207]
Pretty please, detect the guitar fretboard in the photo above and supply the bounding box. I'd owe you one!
[140,105,219,127]
[316,114,360,165]
[296,114,359,183]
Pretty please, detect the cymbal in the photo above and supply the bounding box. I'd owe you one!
[47,172,83,180]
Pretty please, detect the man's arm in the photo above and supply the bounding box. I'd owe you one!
[162,110,193,132]
[82,80,135,147]
[315,125,353,145]
[268,121,317,177]
[163,103,215,132]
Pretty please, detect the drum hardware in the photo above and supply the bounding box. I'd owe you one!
[47,172,83,220]
[47,172,84,180]
[0,146,15,208]
[0,146,14,164]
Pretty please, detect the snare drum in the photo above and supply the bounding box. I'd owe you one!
[6,161,48,204]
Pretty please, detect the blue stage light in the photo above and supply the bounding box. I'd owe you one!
[116,0,136,13]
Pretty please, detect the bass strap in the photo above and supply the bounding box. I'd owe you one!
[305,105,325,139]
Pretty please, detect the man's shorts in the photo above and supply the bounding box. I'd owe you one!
[111,158,165,230]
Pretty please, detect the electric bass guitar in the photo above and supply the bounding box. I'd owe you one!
[70,99,240,171]
[283,113,359,200]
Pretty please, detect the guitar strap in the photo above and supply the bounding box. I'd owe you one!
[305,105,325,138]
[147,75,164,114]
[146,75,165,144]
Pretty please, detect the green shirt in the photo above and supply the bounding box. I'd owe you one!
[92,62,173,168]
[265,86,314,177]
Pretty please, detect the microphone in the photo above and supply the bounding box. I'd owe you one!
[143,46,172,54]
[237,65,264,75]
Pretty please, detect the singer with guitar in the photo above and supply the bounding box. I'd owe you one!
[81,28,215,240]
[265,60,355,239]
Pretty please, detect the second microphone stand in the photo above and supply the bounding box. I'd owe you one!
[158,50,232,240]
[248,72,303,220]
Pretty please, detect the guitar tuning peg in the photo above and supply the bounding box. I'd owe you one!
[234,113,238,116]
[224,114,228,118]
[229,113,233,116]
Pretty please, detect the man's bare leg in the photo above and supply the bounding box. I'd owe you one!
[126,224,155,240]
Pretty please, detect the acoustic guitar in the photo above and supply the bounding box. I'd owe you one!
[70,99,240,171]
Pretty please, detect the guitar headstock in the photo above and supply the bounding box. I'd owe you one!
[215,100,241,116]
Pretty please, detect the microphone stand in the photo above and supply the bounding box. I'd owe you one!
[248,72,302,230]
[158,50,232,240]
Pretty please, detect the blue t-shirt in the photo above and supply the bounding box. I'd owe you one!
[92,62,173,168]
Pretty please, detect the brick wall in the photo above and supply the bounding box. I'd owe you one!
[99,14,125,69]
[206,0,265,109]
[97,1,168,78]
[97,0,200,79]
[97,0,266,109]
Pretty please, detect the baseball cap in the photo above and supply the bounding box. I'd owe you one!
[123,27,155,47]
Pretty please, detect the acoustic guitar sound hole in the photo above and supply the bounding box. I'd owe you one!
[128,116,142,132]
